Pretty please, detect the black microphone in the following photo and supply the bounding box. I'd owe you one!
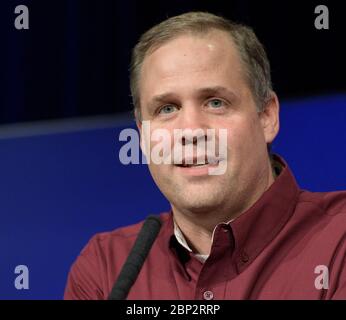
[108,215,162,300]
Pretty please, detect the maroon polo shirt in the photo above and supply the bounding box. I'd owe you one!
[64,155,346,299]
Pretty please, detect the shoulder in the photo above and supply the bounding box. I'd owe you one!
[84,212,170,255]
[291,189,346,251]
[64,212,170,300]
[294,189,346,255]
[85,219,145,253]
[298,189,346,218]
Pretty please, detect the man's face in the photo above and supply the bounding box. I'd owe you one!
[138,30,279,216]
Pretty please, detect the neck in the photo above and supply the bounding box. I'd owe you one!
[172,160,276,255]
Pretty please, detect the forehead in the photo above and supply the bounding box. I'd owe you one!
[139,30,246,99]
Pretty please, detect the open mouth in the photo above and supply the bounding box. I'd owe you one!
[176,163,210,168]
[175,159,220,168]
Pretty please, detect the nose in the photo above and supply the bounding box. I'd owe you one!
[176,104,209,146]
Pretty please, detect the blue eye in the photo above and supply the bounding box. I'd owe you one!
[159,104,177,114]
[208,99,224,108]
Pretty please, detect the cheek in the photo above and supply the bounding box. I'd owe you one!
[148,163,172,191]
[223,116,265,154]
[147,163,162,181]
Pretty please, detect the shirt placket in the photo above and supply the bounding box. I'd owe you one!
[194,224,236,300]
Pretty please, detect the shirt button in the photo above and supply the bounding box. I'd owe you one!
[241,251,249,263]
[203,290,214,300]
[221,224,229,232]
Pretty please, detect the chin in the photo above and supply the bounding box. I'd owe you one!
[173,191,224,213]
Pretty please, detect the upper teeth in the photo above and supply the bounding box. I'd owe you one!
[181,162,209,167]
[176,158,219,167]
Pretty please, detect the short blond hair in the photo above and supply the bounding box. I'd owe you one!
[130,11,273,121]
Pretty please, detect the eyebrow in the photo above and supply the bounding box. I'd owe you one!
[195,86,238,99]
[149,86,238,107]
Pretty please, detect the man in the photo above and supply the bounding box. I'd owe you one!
[64,12,346,299]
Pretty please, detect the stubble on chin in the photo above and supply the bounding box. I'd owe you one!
[168,179,228,214]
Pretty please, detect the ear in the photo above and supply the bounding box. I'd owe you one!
[136,120,142,131]
[259,92,280,144]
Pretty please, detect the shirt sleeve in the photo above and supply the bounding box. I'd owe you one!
[331,250,346,299]
[64,236,105,300]
[328,230,346,300]
[331,282,346,299]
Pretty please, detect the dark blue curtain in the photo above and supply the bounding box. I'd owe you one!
[0,0,345,125]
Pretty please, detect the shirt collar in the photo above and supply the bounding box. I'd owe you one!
[173,219,209,263]
[173,216,234,263]
[158,154,300,271]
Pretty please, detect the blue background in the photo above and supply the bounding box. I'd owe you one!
[1,94,345,299]
[1,0,345,300]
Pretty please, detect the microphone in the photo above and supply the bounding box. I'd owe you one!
[108,215,162,300]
